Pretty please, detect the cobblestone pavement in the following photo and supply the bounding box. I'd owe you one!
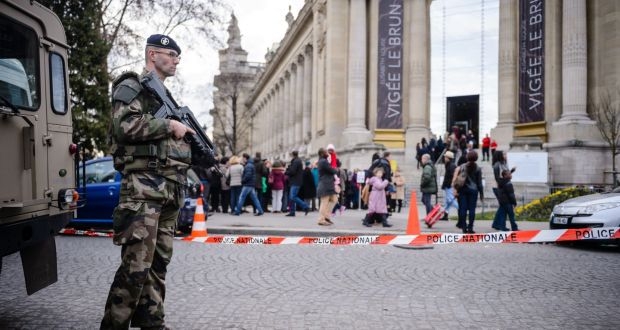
[1,236,619,329]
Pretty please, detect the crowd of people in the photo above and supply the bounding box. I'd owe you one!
[414,126,517,234]
[196,126,517,233]
[194,145,412,227]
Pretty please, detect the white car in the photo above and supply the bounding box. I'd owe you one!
[550,187,620,230]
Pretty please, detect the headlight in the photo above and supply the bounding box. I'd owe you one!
[578,202,620,215]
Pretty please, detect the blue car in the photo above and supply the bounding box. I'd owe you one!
[72,157,202,233]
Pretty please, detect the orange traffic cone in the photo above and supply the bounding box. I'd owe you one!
[190,197,208,237]
[406,190,421,235]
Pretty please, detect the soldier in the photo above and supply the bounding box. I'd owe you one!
[100,34,196,330]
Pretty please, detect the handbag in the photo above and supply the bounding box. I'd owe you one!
[452,165,468,190]
[361,184,370,204]
[225,174,231,186]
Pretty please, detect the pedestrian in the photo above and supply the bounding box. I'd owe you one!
[497,169,519,231]
[440,151,459,220]
[415,142,424,169]
[420,154,438,215]
[269,160,286,213]
[481,133,491,161]
[253,152,268,212]
[326,143,338,168]
[193,165,211,214]
[301,160,317,212]
[219,157,231,213]
[233,153,264,216]
[466,129,476,149]
[362,167,393,227]
[330,160,347,216]
[101,33,195,329]
[207,164,222,213]
[316,148,338,225]
[491,150,516,230]
[368,151,393,213]
[284,150,310,216]
[452,150,484,234]
[391,168,406,213]
[310,161,320,211]
[227,155,244,214]
[490,139,498,163]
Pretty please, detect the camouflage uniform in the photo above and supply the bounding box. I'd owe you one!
[100,71,191,330]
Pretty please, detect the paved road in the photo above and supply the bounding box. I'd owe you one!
[1,236,619,329]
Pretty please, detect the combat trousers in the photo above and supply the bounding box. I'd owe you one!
[101,173,181,330]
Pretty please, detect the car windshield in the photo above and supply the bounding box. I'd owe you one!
[0,15,39,109]
[78,160,116,183]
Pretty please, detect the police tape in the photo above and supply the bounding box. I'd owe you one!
[59,228,114,238]
[181,227,620,245]
[59,227,620,245]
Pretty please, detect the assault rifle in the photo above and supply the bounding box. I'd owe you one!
[141,71,219,172]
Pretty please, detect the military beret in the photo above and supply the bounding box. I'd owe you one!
[146,34,181,55]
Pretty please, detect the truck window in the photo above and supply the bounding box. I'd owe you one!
[0,14,39,110]
[50,52,67,114]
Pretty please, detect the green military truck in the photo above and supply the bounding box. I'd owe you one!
[0,0,79,295]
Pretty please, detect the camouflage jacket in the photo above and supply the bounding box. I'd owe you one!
[109,71,191,183]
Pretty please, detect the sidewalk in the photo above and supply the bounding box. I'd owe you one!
[201,202,549,237]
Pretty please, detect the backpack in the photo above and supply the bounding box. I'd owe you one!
[452,165,468,190]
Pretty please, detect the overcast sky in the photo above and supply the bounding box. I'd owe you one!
[175,0,305,130]
[169,0,498,138]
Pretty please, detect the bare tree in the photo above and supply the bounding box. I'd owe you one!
[101,0,228,77]
[589,89,620,187]
[211,72,255,156]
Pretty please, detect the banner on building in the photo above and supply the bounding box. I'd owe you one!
[519,0,545,123]
[377,0,403,129]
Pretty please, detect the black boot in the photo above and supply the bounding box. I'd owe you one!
[362,214,372,227]
[381,214,393,227]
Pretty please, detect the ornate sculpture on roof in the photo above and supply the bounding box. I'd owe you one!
[286,5,294,28]
[227,12,242,49]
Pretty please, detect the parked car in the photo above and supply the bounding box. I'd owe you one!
[72,157,202,233]
[550,187,620,231]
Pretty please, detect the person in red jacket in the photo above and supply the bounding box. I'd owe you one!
[481,134,491,161]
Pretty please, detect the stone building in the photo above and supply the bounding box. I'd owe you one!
[214,0,619,189]
[211,14,263,156]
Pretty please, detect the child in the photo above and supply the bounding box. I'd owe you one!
[362,168,393,227]
[497,169,519,231]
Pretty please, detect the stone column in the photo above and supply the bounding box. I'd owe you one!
[268,91,274,155]
[490,0,517,149]
[278,79,285,154]
[405,0,431,159]
[295,56,304,149]
[324,0,348,147]
[302,45,313,146]
[260,102,266,153]
[343,0,372,148]
[288,65,297,151]
[559,0,589,122]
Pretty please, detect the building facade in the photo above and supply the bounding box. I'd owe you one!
[214,0,619,187]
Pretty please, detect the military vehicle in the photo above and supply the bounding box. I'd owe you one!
[0,0,80,294]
